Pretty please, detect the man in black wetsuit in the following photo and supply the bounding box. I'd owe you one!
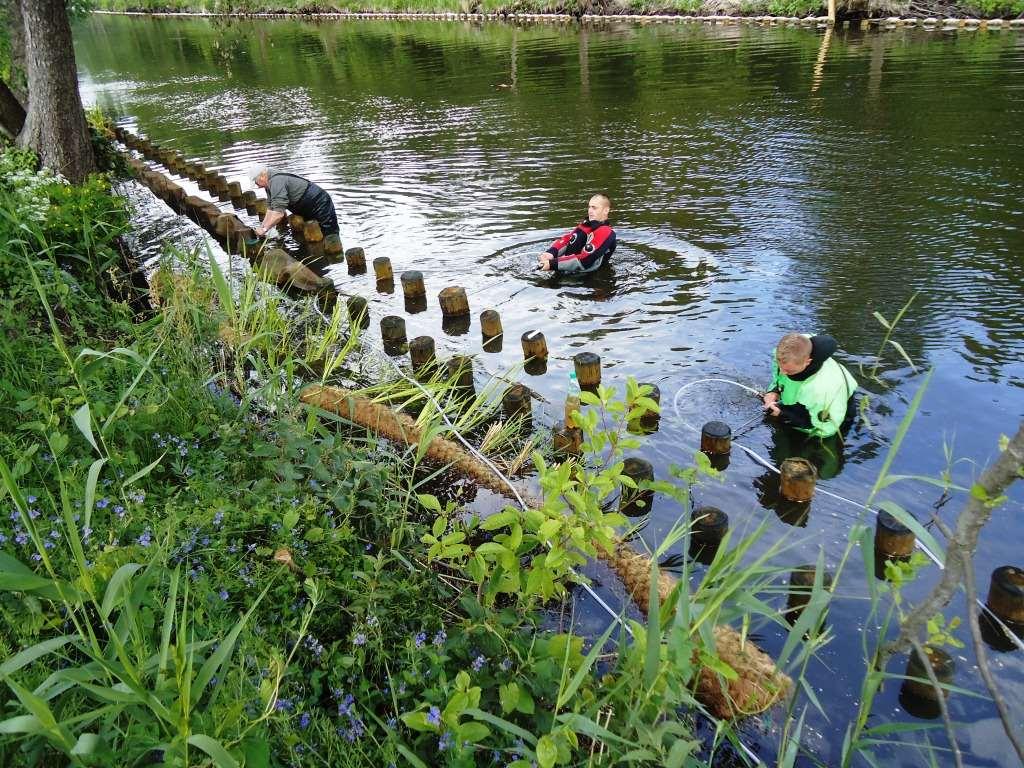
[249,166,340,238]
[538,194,617,273]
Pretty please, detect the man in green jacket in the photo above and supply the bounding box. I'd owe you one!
[762,332,858,439]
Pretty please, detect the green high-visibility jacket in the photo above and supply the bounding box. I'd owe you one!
[770,335,858,438]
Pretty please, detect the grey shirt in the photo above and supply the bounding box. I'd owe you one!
[266,169,310,213]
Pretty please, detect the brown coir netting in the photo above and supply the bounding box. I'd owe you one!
[301,384,791,718]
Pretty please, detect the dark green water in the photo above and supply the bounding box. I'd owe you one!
[76,15,1024,766]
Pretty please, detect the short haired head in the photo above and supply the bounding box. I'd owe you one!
[776,333,813,376]
[247,164,269,188]
[588,193,611,222]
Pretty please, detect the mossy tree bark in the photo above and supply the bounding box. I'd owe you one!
[16,0,95,183]
[5,0,28,102]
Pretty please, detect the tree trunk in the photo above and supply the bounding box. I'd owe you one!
[0,79,25,139]
[16,0,95,183]
[5,0,28,103]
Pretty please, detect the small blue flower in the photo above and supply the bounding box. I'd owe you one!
[26,495,37,504]
[28,508,40,520]
[426,706,441,727]
[353,633,366,647]
[438,731,452,751]
[213,511,224,527]
[137,528,152,547]
[219,589,229,600]
[472,654,486,672]
[299,712,311,730]
[500,657,512,672]
[96,498,110,510]
[274,698,293,712]
[414,632,426,648]
[31,552,42,561]
[432,630,446,647]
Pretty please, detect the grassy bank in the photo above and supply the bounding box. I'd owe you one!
[90,0,1024,22]
[0,135,817,767]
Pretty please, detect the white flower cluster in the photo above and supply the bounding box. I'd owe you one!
[0,152,68,225]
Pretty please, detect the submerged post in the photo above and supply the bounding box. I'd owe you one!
[409,335,436,378]
[779,457,816,502]
[373,257,393,282]
[985,566,1024,626]
[573,352,601,390]
[346,247,366,274]
[899,645,954,719]
[380,315,407,354]
[347,295,369,329]
[700,421,732,456]
[874,509,916,561]
[439,286,470,318]
[619,457,654,517]
[401,270,426,300]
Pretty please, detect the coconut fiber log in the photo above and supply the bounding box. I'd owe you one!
[596,541,793,719]
[300,384,790,719]
[300,385,511,498]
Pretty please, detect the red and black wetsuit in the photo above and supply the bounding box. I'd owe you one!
[545,219,616,273]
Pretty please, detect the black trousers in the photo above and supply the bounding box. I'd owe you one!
[292,183,339,236]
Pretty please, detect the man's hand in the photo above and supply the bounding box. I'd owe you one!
[762,391,780,417]
[538,253,553,271]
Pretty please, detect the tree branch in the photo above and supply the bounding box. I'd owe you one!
[889,421,1024,657]
[962,548,1024,764]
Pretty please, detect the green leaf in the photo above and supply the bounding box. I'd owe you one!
[187,734,239,768]
[191,584,270,707]
[872,311,891,330]
[463,708,536,745]
[401,711,432,732]
[72,403,100,455]
[304,527,324,543]
[644,559,661,690]
[241,736,270,768]
[0,714,44,735]
[877,501,944,567]
[83,457,107,531]
[866,368,932,508]
[458,722,490,743]
[886,339,916,372]
[698,650,738,681]
[432,516,446,538]
[282,510,299,531]
[123,453,165,488]
[499,682,518,714]
[0,635,76,677]
[481,510,517,531]
[418,494,442,513]
[536,735,557,768]
[556,619,617,709]
[100,563,143,620]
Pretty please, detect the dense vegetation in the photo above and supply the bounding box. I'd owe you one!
[87,0,1024,22]
[0,139,796,767]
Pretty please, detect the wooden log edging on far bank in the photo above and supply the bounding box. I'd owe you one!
[96,9,1024,30]
[299,383,792,720]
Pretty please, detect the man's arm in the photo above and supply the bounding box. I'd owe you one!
[255,209,286,237]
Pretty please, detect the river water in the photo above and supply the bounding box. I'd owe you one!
[75,15,1024,766]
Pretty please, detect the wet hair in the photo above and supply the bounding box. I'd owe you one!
[777,332,812,363]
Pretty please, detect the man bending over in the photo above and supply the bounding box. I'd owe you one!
[763,332,858,439]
